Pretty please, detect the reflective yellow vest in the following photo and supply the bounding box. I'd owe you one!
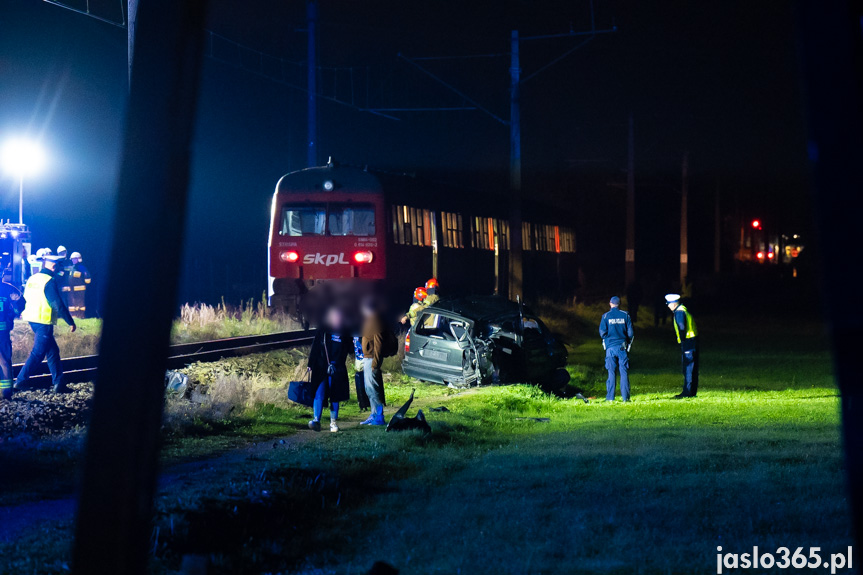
[21,273,55,325]
[673,304,698,344]
[423,293,440,308]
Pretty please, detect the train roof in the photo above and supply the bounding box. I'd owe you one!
[275,164,381,195]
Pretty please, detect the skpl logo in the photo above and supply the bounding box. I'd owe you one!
[303,253,351,266]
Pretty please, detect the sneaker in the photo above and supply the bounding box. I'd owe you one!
[330,420,339,433]
[308,419,321,432]
[360,416,377,425]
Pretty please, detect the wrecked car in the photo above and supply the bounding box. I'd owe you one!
[402,296,567,388]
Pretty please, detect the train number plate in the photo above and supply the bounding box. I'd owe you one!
[421,349,448,361]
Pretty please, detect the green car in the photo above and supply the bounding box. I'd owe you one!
[402,296,568,388]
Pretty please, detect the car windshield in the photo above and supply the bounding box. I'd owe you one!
[280,205,326,236]
[329,204,375,236]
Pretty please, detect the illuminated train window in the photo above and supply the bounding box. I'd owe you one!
[280,205,326,236]
[441,211,464,248]
[329,204,375,236]
[392,205,432,246]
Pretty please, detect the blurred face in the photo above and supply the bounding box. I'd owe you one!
[43,260,56,271]
[667,302,679,312]
[72,257,81,264]
[325,307,343,330]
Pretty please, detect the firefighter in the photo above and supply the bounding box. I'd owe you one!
[599,295,634,402]
[66,252,91,318]
[399,287,427,325]
[424,277,440,307]
[0,278,24,399]
[665,293,699,398]
[14,254,77,394]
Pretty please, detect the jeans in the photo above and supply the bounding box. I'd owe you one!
[0,331,12,399]
[16,323,64,389]
[605,345,630,401]
[681,343,699,397]
[313,378,340,421]
[363,358,385,413]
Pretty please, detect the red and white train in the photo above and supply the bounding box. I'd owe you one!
[268,161,578,319]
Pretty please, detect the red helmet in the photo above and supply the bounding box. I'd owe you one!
[414,286,428,301]
[425,277,439,290]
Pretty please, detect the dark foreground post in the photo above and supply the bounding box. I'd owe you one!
[798,0,863,546]
[72,0,210,572]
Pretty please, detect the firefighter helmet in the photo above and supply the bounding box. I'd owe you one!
[71,252,82,261]
[425,277,439,290]
[57,245,68,257]
[414,287,428,301]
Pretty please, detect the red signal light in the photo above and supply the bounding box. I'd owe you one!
[353,251,373,264]
[404,331,410,353]
[752,220,761,229]
[756,251,764,260]
[767,252,775,260]
[280,250,299,263]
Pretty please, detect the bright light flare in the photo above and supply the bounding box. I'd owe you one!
[767,252,775,260]
[751,219,761,229]
[756,251,765,260]
[280,250,299,263]
[1,138,46,177]
[353,251,373,264]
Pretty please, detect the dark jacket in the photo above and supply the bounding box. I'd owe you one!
[309,329,351,402]
[599,307,634,349]
[0,281,23,332]
[361,313,386,371]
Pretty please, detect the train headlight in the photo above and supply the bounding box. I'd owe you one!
[353,251,373,264]
[323,180,334,191]
[280,250,300,263]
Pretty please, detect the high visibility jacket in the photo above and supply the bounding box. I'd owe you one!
[406,302,425,324]
[424,293,440,308]
[22,273,56,325]
[673,305,698,344]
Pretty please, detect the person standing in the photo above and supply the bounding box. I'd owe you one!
[665,293,699,398]
[360,298,387,426]
[307,307,350,432]
[599,296,634,402]
[66,252,92,318]
[14,254,77,394]
[0,279,24,399]
[399,287,427,325]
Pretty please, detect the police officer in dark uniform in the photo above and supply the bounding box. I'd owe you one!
[665,293,699,398]
[599,296,634,402]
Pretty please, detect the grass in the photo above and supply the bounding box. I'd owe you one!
[11,299,299,363]
[0,304,853,575]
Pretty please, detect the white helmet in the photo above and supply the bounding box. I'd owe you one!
[35,248,49,258]
[57,245,68,257]
[70,252,82,260]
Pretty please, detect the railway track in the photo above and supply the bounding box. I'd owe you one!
[13,329,317,387]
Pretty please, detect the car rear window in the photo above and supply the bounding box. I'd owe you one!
[415,313,458,341]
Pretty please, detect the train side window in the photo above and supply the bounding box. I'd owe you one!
[522,222,533,251]
[280,205,326,236]
[329,204,375,236]
[442,211,463,248]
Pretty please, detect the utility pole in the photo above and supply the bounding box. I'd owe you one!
[680,152,689,288]
[625,112,635,285]
[128,0,138,88]
[509,30,523,300]
[306,0,318,168]
[714,179,721,274]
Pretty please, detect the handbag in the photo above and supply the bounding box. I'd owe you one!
[288,368,315,407]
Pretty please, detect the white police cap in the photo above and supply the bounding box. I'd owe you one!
[665,293,681,304]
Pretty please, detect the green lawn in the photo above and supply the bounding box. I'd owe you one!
[1,307,853,575]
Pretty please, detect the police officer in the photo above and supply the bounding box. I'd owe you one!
[14,254,77,394]
[399,287,427,325]
[599,295,634,402]
[665,293,699,398]
[66,252,91,318]
[0,279,24,400]
[424,278,440,307]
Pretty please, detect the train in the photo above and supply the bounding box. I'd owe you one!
[267,161,579,321]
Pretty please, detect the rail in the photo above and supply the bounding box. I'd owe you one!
[13,330,317,386]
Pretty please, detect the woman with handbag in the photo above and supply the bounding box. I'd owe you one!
[307,306,351,432]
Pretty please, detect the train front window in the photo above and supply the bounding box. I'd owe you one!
[280,205,326,236]
[328,204,375,236]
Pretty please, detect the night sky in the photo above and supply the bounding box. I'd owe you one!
[0,0,810,307]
